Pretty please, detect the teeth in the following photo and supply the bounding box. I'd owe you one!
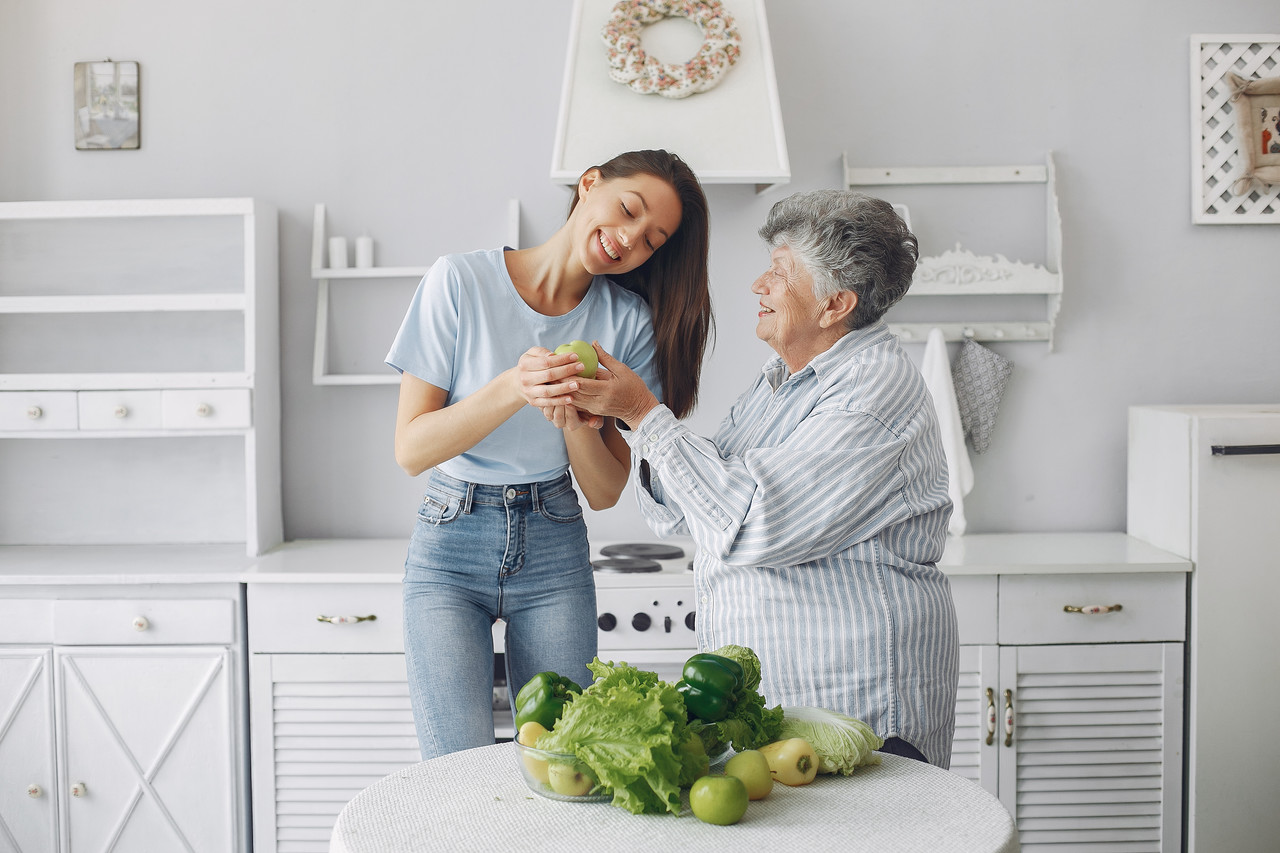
[600,232,619,260]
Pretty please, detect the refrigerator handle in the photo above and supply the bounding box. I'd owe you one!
[1210,444,1280,456]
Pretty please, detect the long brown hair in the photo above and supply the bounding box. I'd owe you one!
[568,149,713,419]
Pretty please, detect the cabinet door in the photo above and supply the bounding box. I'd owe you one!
[998,643,1182,852]
[250,654,419,853]
[0,650,56,853]
[56,647,236,853]
[950,644,998,793]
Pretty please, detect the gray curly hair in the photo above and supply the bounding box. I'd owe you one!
[758,189,918,331]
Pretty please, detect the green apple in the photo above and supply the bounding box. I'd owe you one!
[724,749,773,800]
[689,774,749,825]
[547,761,594,796]
[554,340,598,379]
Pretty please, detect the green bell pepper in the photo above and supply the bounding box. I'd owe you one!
[513,671,581,731]
[676,652,745,723]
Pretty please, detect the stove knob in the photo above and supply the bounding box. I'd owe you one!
[597,612,617,632]
[685,612,696,631]
[664,615,672,633]
[631,612,651,632]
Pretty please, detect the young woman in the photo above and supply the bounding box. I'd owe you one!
[386,149,712,759]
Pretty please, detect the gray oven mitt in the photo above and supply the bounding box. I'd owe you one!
[951,340,1013,454]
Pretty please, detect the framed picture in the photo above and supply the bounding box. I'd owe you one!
[1226,71,1280,191]
[74,60,140,150]
[1190,36,1280,223]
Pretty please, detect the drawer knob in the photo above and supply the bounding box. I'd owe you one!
[113,405,129,419]
[27,784,43,798]
[71,781,87,798]
[26,406,43,420]
[132,615,150,631]
[1063,603,1123,615]
[317,614,377,625]
[195,403,213,417]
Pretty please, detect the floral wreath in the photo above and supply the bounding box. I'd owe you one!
[601,0,741,99]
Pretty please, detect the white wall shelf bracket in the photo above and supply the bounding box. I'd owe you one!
[310,201,521,386]
[844,151,1063,350]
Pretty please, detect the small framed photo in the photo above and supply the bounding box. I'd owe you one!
[74,60,140,150]
[1226,71,1280,192]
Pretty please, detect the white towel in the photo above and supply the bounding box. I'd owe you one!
[921,328,973,536]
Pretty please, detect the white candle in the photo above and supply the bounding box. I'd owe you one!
[328,236,348,269]
[355,235,374,268]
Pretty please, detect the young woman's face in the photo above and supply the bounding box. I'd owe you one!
[574,170,683,276]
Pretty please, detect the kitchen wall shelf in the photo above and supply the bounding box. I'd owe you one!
[0,198,281,555]
[309,201,520,385]
[844,152,1063,349]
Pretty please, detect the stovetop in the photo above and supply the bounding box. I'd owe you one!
[589,538,694,588]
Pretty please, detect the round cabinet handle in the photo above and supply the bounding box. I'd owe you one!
[132,616,150,631]
[195,403,213,417]
[27,784,43,798]
[1063,603,1123,615]
[71,781,88,798]
[113,405,129,419]
[316,614,377,624]
[26,406,43,420]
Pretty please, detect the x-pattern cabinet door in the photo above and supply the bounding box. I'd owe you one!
[0,649,57,853]
[55,647,236,853]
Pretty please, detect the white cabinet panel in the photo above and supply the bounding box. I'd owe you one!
[0,599,53,644]
[998,573,1185,645]
[0,650,57,853]
[250,653,419,853]
[998,643,1182,852]
[53,599,235,646]
[248,584,402,653]
[0,392,77,431]
[161,389,251,430]
[57,647,236,853]
[76,390,163,430]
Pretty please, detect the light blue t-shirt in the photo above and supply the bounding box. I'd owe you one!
[386,248,662,485]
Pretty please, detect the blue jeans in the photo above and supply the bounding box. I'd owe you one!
[402,470,597,760]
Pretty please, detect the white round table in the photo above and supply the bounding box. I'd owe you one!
[330,744,1020,853]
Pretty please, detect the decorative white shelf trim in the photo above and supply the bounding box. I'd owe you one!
[310,201,521,386]
[0,293,246,313]
[0,197,257,219]
[844,151,1064,350]
[0,372,253,392]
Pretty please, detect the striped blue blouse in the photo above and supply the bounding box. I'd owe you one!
[623,322,959,767]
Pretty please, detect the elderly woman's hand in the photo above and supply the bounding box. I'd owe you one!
[570,343,661,428]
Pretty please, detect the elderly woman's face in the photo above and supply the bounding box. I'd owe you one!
[751,245,826,368]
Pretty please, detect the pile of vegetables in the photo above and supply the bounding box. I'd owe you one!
[516,643,888,820]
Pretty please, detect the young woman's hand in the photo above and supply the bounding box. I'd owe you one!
[516,347,603,430]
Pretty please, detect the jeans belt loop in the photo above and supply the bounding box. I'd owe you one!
[530,479,541,513]
[462,482,475,514]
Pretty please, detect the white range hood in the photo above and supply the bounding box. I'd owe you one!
[550,0,790,194]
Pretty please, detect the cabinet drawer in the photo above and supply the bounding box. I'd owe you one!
[162,388,251,429]
[0,599,54,643]
[249,583,403,652]
[949,574,997,645]
[77,390,163,430]
[54,599,235,645]
[999,573,1186,645]
[0,391,78,431]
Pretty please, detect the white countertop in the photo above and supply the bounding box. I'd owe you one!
[0,532,1190,586]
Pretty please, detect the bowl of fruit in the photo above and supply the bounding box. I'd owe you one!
[512,730,610,803]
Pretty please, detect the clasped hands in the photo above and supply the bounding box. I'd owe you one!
[516,341,656,431]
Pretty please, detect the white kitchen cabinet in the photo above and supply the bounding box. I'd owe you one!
[0,583,248,853]
[0,198,280,555]
[1128,404,1280,853]
[946,558,1186,851]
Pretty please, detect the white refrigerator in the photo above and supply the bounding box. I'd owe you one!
[1127,404,1280,853]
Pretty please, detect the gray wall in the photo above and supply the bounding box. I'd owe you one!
[2,1,1276,544]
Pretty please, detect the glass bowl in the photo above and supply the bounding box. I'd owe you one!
[512,735,611,802]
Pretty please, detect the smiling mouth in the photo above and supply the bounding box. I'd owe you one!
[599,232,620,260]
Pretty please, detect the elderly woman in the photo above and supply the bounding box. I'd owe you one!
[538,189,958,767]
